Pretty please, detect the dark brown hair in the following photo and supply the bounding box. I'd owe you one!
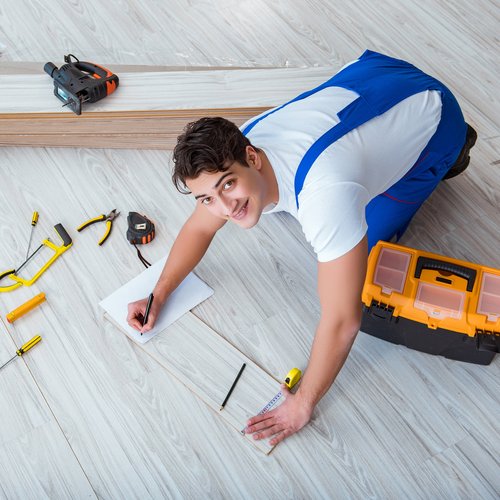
[172,117,256,193]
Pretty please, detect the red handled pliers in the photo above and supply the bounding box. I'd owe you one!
[77,209,120,246]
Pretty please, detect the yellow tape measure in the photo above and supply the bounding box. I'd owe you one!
[284,367,302,389]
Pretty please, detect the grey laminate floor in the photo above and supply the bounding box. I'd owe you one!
[0,1,499,498]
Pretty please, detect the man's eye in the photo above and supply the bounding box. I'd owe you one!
[223,180,234,190]
[202,197,212,205]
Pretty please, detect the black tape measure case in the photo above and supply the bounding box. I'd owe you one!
[127,212,155,245]
[127,212,155,268]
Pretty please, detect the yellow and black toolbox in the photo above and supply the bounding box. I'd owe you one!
[361,241,500,365]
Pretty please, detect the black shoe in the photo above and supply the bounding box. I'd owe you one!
[443,124,477,180]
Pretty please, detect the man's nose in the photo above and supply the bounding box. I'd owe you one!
[220,196,236,217]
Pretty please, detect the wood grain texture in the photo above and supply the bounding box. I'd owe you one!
[0,67,335,149]
[0,0,499,497]
[0,67,335,113]
[0,108,269,150]
[105,311,281,454]
[0,322,96,498]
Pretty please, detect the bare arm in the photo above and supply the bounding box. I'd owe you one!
[246,236,367,444]
[297,235,367,407]
[127,203,226,332]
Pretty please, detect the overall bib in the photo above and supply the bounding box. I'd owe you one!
[243,50,467,252]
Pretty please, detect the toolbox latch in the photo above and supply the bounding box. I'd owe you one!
[368,300,395,321]
[476,330,500,353]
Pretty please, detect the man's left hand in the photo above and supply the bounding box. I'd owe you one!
[243,385,313,446]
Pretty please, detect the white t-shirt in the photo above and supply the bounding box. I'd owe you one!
[242,85,442,262]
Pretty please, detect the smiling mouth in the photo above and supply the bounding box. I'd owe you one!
[232,200,248,220]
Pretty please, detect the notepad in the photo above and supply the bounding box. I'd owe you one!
[99,256,213,344]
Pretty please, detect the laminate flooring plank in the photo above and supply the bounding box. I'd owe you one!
[0,108,269,150]
[0,62,272,75]
[0,67,335,114]
[0,0,345,67]
[0,322,96,498]
[121,312,277,454]
[0,421,97,500]
[0,134,178,150]
[0,323,48,448]
[0,108,267,134]
[417,431,500,499]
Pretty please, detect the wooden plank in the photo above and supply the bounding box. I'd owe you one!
[0,323,95,498]
[0,108,269,149]
[0,421,96,498]
[0,67,333,149]
[104,311,281,455]
[0,67,334,114]
[0,62,274,75]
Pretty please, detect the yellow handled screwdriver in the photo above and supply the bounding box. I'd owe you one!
[25,211,39,261]
[0,335,42,371]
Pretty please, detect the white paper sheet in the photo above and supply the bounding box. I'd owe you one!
[99,256,213,344]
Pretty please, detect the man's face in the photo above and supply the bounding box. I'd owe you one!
[186,159,268,229]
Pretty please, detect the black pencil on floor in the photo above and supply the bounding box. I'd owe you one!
[220,363,246,411]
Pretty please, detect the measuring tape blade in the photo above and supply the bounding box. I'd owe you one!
[241,368,302,433]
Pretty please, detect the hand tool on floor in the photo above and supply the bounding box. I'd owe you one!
[44,54,119,115]
[0,224,73,293]
[127,212,156,268]
[77,209,120,246]
[25,211,39,261]
[126,212,155,245]
[241,367,302,433]
[6,292,46,323]
[0,335,42,371]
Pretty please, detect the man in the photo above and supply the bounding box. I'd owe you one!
[127,50,476,445]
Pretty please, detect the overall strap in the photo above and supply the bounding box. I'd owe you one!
[293,51,451,208]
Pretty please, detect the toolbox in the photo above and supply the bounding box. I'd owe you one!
[361,241,500,365]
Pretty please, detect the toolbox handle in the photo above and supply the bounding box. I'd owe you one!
[415,257,477,292]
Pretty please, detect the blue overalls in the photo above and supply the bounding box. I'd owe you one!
[243,50,467,252]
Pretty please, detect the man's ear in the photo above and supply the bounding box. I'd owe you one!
[246,145,261,170]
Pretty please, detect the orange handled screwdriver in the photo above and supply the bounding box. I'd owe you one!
[0,335,42,371]
[6,292,46,323]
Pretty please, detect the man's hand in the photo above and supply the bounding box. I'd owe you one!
[243,385,314,446]
[127,297,162,334]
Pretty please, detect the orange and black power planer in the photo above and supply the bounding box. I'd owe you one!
[361,241,500,365]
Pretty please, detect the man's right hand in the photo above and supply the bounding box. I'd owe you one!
[127,297,162,334]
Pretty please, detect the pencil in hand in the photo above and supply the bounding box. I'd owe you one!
[140,293,154,336]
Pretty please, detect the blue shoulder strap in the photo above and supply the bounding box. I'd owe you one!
[242,50,450,208]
